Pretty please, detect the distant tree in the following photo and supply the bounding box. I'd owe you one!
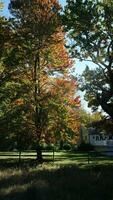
[45,75,81,148]
[78,109,91,128]
[63,0,113,118]
[91,117,113,134]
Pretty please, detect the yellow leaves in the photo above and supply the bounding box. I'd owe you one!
[38,25,73,71]
[31,0,61,24]
[0,1,3,10]
[47,37,73,70]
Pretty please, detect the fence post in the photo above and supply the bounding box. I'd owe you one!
[88,151,90,164]
[18,151,21,167]
[53,146,55,162]
[88,133,90,164]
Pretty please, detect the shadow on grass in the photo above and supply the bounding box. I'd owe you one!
[0,159,39,170]
[0,151,113,169]
[0,162,113,200]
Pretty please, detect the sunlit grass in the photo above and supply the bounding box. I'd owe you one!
[0,151,113,165]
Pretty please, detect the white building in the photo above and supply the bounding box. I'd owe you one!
[89,134,113,147]
[89,129,113,155]
[80,127,113,155]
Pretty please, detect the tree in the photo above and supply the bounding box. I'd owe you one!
[0,0,81,161]
[79,65,113,115]
[63,0,113,118]
[91,117,113,135]
[8,0,66,161]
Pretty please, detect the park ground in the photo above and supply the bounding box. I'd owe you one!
[0,151,113,200]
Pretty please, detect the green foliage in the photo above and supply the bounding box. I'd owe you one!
[78,109,91,127]
[63,0,113,118]
[79,66,110,110]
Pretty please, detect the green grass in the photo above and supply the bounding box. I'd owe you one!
[0,151,113,200]
[1,150,113,164]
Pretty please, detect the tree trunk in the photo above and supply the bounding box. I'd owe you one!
[18,150,21,166]
[36,143,43,163]
[33,51,43,162]
[101,102,113,119]
[60,139,63,150]
[53,146,55,162]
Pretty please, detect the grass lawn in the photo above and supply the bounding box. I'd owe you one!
[0,151,113,200]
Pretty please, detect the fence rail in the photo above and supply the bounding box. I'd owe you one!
[0,150,113,165]
[0,150,55,161]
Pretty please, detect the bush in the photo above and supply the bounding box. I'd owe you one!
[78,143,94,151]
[45,144,54,150]
[63,144,72,151]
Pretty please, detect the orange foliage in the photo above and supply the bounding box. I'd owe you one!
[13,98,24,106]
[47,31,73,70]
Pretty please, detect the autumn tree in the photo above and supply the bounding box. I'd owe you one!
[0,0,80,160]
[2,0,61,160]
[63,0,113,118]
[0,0,81,159]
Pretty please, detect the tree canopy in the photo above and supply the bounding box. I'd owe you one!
[63,0,113,119]
[0,0,81,156]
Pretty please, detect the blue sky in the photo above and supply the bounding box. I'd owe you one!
[59,0,66,7]
[1,0,10,17]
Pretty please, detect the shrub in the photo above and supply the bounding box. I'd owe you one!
[78,143,94,151]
